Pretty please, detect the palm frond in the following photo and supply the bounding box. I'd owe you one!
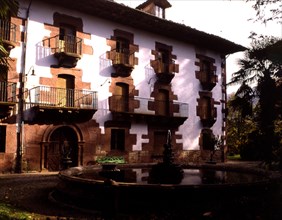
[0,0,18,19]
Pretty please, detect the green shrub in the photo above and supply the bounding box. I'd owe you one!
[96,156,125,164]
[0,203,42,219]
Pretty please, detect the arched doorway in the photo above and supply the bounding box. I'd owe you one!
[47,126,78,171]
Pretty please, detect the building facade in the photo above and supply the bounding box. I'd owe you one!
[0,0,245,172]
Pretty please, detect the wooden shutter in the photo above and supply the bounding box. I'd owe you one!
[150,59,161,73]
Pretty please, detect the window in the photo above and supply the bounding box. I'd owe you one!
[0,126,6,152]
[116,37,129,54]
[195,54,217,91]
[111,129,125,151]
[155,6,164,18]
[202,60,212,81]
[197,92,217,127]
[0,19,11,41]
[59,24,77,54]
[0,68,8,102]
[106,29,139,76]
[150,42,178,83]
[115,37,130,65]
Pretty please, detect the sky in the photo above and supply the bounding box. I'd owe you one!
[116,0,282,94]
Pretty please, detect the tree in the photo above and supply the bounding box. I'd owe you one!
[228,35,282,163]
[247,0,282,24]
[227,93,257,158]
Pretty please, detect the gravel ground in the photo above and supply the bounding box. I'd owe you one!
[0,173,96,219]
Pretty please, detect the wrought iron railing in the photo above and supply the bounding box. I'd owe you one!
[109,95,189,118]
[198,72,217,84]
[0,81,17,102]
[27,86,97,109]
[109,48,135,66]
[0,19,16,43]
[42,35,82,55]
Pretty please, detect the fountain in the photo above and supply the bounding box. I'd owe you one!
[148,130,184,184]
[50,131,278,219]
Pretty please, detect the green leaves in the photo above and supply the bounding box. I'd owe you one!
[0,0,18,19]
[96,156,125,164]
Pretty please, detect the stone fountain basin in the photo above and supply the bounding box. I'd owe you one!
[53,163,275,214]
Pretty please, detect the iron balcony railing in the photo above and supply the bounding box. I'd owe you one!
[43,35,82,55]
[0,19,16,43]
[27,86,98,109]
[0,81,17,103]
[109,95,189,118]
[198,71,217,84]
[110,48,135,66]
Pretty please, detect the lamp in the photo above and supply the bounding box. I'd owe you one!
[25,66,35,77]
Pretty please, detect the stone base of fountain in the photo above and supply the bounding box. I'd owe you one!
[50,163,277,219]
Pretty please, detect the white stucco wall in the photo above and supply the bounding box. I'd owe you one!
[18,0,225,152]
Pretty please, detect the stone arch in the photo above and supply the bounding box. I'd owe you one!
[40,124,85,171]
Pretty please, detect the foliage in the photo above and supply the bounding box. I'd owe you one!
[228,35,282,87]
[227,154,241,160]
[227,93,257,155]
[0,0,18,19]
[227,35,282,164]
[0,203,43,219]
[96,156,125,164]
[247,0,282,24]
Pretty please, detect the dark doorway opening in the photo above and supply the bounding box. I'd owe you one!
[48,126,78,171]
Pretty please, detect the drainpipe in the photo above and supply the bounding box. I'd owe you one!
[221,55,227,163]
[15,0,33,173]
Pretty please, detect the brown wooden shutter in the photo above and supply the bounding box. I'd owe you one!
[150,59,160,73]
[129,44,139,53]
[106,39,116,60]
[169,63,179,73]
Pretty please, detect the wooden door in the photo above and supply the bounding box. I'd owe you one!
[156,89,169,116]
[154,131,166,155]
[48,126,78,171]
[57,74,75,107]
[59,24,76,53]
[114,83,129,112]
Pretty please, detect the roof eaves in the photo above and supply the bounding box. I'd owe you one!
[36,0,246,55]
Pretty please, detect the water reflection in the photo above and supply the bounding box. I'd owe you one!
[79,167,265,185]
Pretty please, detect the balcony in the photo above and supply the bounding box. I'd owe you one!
[0,20,16,55]
[198,106,217,127]
[24,86,98,123]
[107,49,136,77]
[0,81,17,119]
[109,95,188,127]
[197,71,218,91]
[150,60,179,83]
[43,35,82,67]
